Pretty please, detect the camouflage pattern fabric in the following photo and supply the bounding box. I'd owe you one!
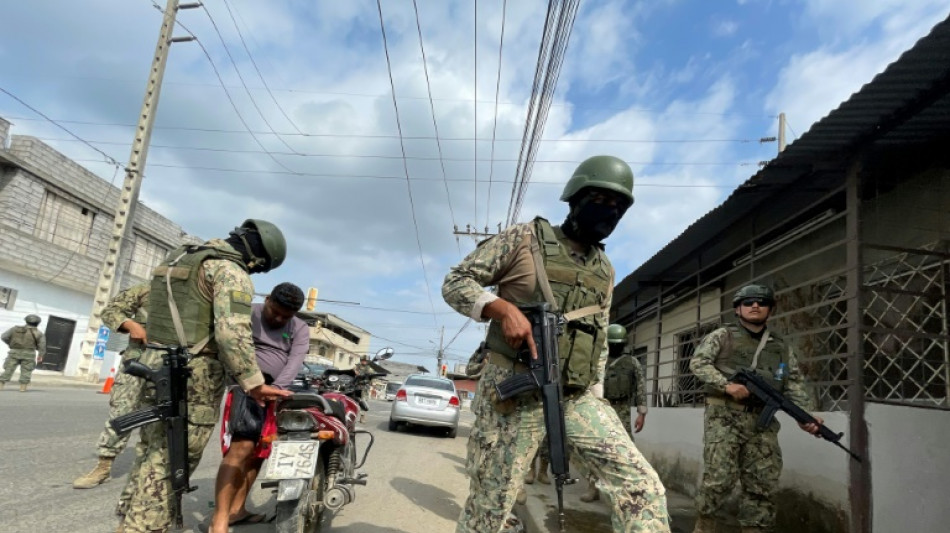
[457,358,670,533]
[610,402,633,436]
[696,405,782,528]
[120,241,264,533]
[0,325,45,384]
[690,325,808,529]
[95,283,151,458]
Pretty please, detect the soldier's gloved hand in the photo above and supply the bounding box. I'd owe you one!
[121,319,148,344]
[482,299,537,360]
[725,383,750,400]
[248,384,293,406]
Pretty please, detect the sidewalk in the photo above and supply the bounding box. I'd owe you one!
[1,369,103,390]
[516,477,697,533]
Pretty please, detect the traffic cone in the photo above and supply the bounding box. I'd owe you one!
[99,367,116,395]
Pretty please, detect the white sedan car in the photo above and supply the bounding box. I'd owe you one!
[389,374,461,438]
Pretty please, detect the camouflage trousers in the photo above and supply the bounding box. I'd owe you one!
[457,357,670,533]
[609,401,633,437]
[696,404,782,529]
[97,347,147,458]
[0,352,37,384]
[119,352,226,533]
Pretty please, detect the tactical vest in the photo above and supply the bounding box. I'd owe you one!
[485,218,613,388]
[604,354,636,401]
[708,324,789,397]
[8,326,40,350]
[147,245,246,347]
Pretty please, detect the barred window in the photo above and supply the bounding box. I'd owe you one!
[34,190,95,254]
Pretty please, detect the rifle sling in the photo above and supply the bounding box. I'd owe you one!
[164,249,211,354]
[528,233,614,322]
[715,329,770,377]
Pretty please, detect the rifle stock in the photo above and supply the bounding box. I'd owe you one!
[731,368,862,462]
[493,302,575,531]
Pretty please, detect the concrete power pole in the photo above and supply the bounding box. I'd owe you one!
[437,326,445,376]
[78,0,198,379]
[778,112,787,153]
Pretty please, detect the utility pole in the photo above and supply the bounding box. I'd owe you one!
[452,223,499,241]
[437,326,445,376]
[78,0,199,380]
[778,112,787,153]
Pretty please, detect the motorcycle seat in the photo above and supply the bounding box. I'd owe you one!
[281,391,329,411]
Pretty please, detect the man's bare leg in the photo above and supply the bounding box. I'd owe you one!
[228,456,265,519]
[211,440,256,533]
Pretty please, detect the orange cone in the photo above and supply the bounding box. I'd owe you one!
[99,367,116,395]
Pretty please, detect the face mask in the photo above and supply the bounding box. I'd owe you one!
[608,343,624,358]
[564,200,626,244]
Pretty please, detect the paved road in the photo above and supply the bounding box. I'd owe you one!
[0,386,472,532]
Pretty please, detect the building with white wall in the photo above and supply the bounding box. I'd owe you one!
[0,116,199,377]
[297,311,371,370]
[612,17,950,533]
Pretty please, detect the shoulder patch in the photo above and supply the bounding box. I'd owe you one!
[230,291,253,315]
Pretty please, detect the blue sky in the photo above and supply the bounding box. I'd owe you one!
[1,0,947,370]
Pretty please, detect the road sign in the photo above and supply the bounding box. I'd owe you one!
[97,325,111,343]
[92,340,107,360]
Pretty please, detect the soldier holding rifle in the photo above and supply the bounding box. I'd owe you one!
[443,156,670,533]
[689,284,823,533]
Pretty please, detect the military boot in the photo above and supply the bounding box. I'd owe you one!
[73,457,114,488]
[536,458,551,485]
[692,515,717,533]
[579,478,600,502]
[524,459,537,484]
[19,384,27,392]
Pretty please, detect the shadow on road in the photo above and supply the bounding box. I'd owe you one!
[438,451,465,465]
[390,476,462,522]
[328,523,411,533]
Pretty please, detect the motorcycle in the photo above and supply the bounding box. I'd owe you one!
[260,351,390,533]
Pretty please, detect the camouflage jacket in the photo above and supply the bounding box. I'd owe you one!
[689,325,811,410]
[101,283,150,333]
[1,325,45,356]
[605,349,649,414]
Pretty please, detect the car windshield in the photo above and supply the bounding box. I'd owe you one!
[405,376,454,392]
[303,363,329,375]
[386,382,402,393]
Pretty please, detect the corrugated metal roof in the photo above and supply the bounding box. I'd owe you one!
[614,14,950,312]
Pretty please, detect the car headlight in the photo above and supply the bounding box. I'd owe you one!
[277,410,316,431]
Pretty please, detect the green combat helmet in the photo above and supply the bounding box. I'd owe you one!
[24,314,41,326]
[607,323,627,344]
[237,219,287,272]
[560,155,635,205]
[732,284,776,307]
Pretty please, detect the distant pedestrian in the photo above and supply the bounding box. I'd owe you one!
[0,314,46,392]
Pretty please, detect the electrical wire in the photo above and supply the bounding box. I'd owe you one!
[220,0,306,136]
[485,0,508,233]
[376,0,439,326]
[410,0,460,256]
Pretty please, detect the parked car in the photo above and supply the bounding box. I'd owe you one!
[389,374,460,438]
[384,381,403,401]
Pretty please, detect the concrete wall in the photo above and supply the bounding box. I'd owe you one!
[638,408,851,532]
[867,402,950,533]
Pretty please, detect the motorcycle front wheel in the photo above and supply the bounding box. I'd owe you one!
[275,458,327,533]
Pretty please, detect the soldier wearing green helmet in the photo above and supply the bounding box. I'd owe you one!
[119,219,293,533]
[443,156,669,532]
[0,314,46,392]
[689,284,822,533]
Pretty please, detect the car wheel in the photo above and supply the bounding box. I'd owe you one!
[446,425,457,439]
[388,418,398,431]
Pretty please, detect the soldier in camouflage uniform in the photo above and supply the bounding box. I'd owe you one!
[0,314,46,392]
[443,156,669,533]
[73,283,151,491]
[118,220,293,533]
[581,323,649,503]
[689,284,822,533]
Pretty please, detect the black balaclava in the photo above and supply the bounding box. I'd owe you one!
[608,342,624,358]
[225,229,268,273]
[562,189,629,245]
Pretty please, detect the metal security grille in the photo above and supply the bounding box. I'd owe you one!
[862,244,949,408]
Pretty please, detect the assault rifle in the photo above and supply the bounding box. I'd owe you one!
[110,344,195,529]
[494,302,576,531]
[731,368,862,462]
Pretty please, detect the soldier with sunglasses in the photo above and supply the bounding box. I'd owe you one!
[689,284,822,533]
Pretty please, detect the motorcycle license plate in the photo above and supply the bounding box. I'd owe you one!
[262,441,320,480]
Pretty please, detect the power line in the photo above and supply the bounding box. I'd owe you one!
[220,0,306,136]
[473,0,478,233]
[410,0,460,256]
[376,0,439,324]
[486,0,508,232]
[7,115,767,144]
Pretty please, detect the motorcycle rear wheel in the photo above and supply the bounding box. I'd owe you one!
[276,459,327,533]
